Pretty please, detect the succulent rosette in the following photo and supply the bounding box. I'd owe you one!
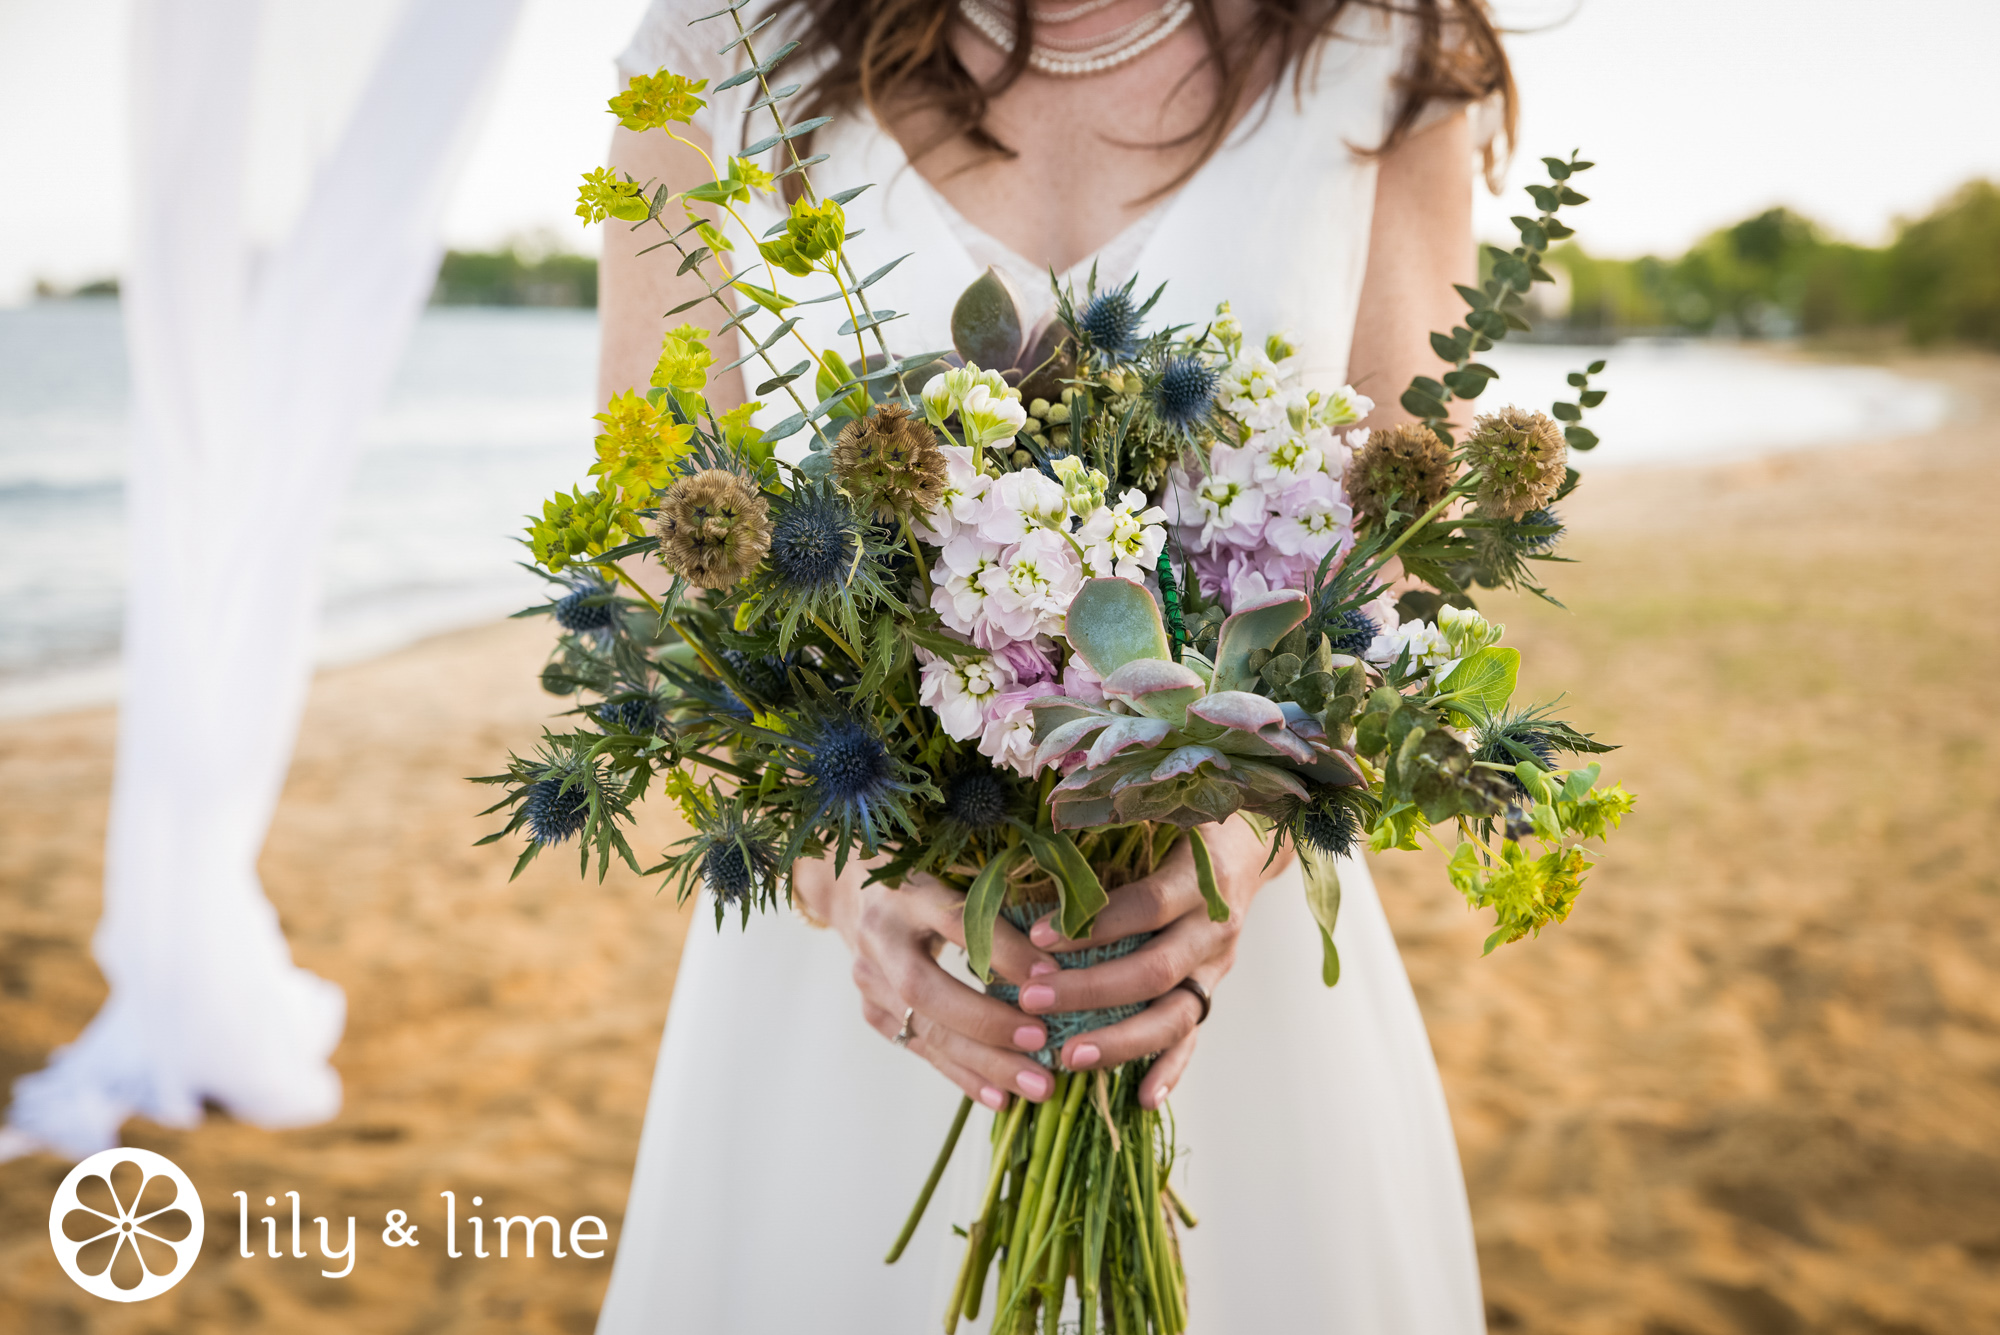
[480,38,1634,1335]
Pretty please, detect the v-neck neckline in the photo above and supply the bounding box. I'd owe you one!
[856,84,1282,289]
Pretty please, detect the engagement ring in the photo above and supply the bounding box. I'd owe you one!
[892,1007,916,1047]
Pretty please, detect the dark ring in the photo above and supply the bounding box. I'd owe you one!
[1174,977,1212,1025]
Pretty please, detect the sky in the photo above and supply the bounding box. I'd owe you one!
[3,0,1999,302]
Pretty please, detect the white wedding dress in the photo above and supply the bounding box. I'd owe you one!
[597,6,1487,1331]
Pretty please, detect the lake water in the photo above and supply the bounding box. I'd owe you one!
[0,304,1960,717]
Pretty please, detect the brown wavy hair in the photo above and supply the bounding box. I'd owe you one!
[767,0,1515,198]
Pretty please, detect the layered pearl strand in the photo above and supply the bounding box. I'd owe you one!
[956,0,1195,78]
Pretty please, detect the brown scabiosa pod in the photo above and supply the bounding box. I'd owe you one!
[1347,422,1456,523]
[1463,406,1567,521]
[654,468,772,591]
[831,403,948,520]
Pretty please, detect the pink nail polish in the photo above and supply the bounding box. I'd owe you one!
[1013,1025,1046,1050]
[1070,1043,1101,1068]
[1016,1069,1052,1099]
[1029,961,1058,978]
[1140,1087,1160,1110]
[1021,984,1056,1010]
[1030,921,1058,946]
[980,1086,1007,1110]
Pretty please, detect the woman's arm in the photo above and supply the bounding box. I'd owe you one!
[1347,110,1477,430]
[596,123,748,412]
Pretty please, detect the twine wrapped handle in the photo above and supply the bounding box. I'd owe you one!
[984,902,1155,1069]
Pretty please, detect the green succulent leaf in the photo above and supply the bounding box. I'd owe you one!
[1065,578,1172,678]
[951,265,1025,370]
[1210,590,1309,694]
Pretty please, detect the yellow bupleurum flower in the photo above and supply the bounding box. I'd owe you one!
[608,69,708,131]
[576,167,649,225]
[757,198,846,276]
[652,324,713,418]
[590,390,695,505]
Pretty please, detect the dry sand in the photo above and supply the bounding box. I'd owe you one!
[3,352,1999,1334]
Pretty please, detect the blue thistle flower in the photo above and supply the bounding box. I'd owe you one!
[702,841,757,904]
[554,581,616,634]
[778,686,933,861]
[944,769,1010,830]
[1148,355,1220,434]
[524,777,590,844]
[1297,798,1359,857]
[1080,289,1141,358]
[742,481,902,654]
[597,696,663,734]
[767,487,857,590]
[1515,506,1565,553]
[1325,609,1377,656]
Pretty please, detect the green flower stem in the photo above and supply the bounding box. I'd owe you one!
[807,612,864,667]
[1119,1126,1166,1332]
[1001,1073,1070,1306]
[723,11,911,402]
[1366,471,1481,575]
[885,1095,970,1264]
[948,1095,1028,1334]
[1022,1072,1089,1286]
[897,515,934,600]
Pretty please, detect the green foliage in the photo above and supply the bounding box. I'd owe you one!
[432,247,597,307]
[1549,180,2000,347]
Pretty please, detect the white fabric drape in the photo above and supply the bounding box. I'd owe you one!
[1,0,523,1161]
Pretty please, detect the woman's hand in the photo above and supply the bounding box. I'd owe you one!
[794,857,1063,1111]
[1014,818,1290,1110]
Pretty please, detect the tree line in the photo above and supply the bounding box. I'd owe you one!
[1547,180,2000,346]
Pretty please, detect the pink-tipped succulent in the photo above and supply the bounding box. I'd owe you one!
[1029,578,1359,829]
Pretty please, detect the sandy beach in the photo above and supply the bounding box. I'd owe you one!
[3,351,1998,1334]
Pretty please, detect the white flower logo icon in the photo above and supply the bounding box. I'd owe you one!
[49,1147,205,1301]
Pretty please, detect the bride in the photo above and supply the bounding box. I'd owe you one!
[594,1,1511,1329]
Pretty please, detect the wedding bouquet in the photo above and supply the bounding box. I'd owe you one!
[478,10,1632,1332]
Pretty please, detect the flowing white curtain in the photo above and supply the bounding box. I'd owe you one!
[1,0,524,1161]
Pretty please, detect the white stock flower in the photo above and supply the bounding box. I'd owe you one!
[1174,445,1266,550]
[1365,618,1455,673]
[1315,384,1373,427]
[911,443,994,544]
[978,691,1042,778]
[977,528,1082,643]
[960,383,1028,449]
[1265,477,1352,560]
[931,534,1005,636]
[917,649,1013,741]
[1250,425,1334,487]
[1079,489,1168,579]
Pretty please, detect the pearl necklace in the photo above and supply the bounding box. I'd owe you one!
[956,0,1195,78]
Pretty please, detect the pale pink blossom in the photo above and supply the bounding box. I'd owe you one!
[912,444,995,545]
[975,528,1083,646]
[931,534,1005,637]
[917,648,1014,740]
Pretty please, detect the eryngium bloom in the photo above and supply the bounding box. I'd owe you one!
[1080,288,1141,358]
[655,469,771,590]
[1464,407,1567,521]
[1324,608,1377,656]
[768,484,859,589]
[554,580,616,633]
[1149,355,1220,433]
[831,403,948,519]
[1347,422,1455,523]
[943,768,1010,830]
[524,777,590,844]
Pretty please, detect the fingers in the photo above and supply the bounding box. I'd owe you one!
[1026,842,1201,951]
[869,939,1050,1055]
[861,999,999,1108]
[1016,914,1222,1015]
[901,875,1054,983]
[1055,978,1204,1076]
[853,957,1060,1105]
[1136,1024,1200,1110]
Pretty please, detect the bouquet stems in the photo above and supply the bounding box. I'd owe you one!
[913,1064,1189,1334]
